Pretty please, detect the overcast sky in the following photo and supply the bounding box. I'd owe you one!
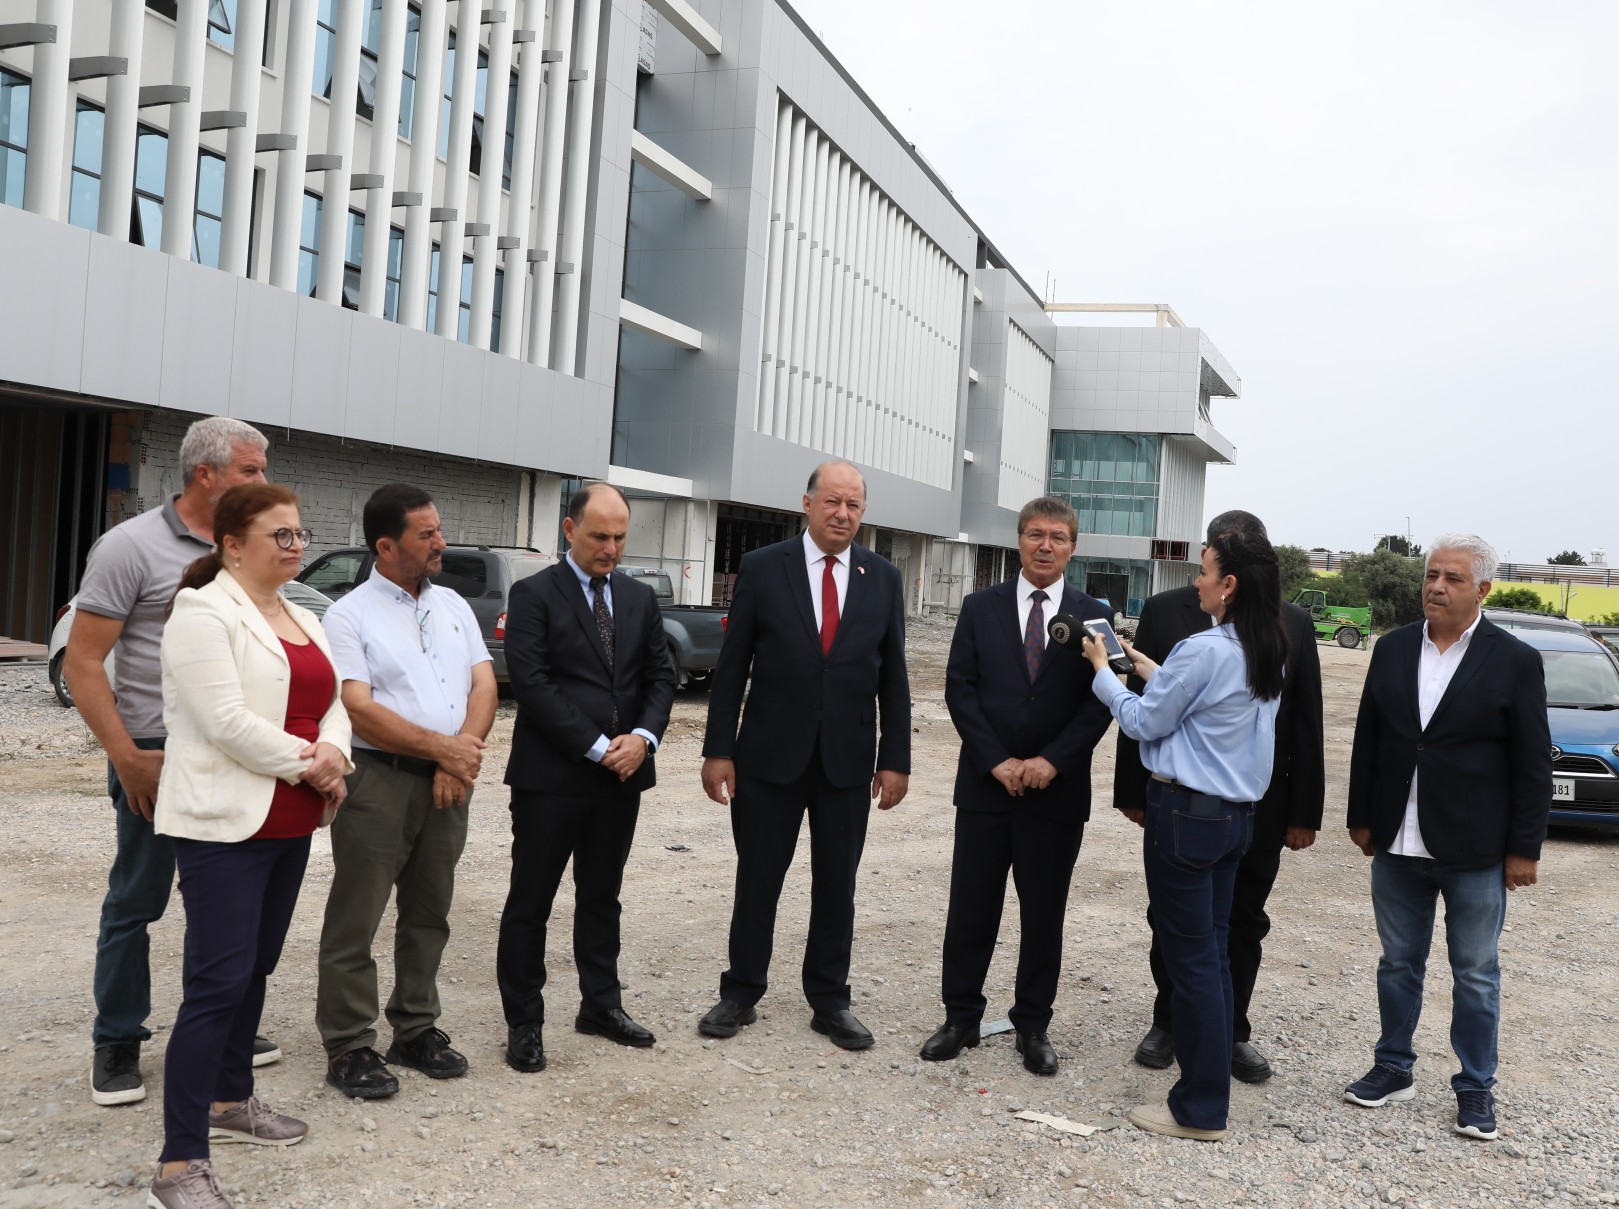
[790,0,1617,564]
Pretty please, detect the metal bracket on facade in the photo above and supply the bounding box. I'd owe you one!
[430,207,457,221]
[512,29,536,43]
[0,24,55,50]
[256,133,295,152]
[305,154,342,171]
[568,67,589,81]
[392,191,423,206]
[69,56,128,81]
[527,248,549,263]
[540,49,562,62]
[480,9,508,23]
[464,223,491,236]
[200,110,247,130]
[555,262,575,275]
[138,85,190,107]
[350,173,384,189]
[496,235,521,249]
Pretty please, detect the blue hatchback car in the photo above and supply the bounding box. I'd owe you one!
[1510,629,1619,827]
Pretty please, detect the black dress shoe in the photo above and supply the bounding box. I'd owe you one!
[919,1022,980,1062]
[1134,1025,1174,1070]
[576,1005,655,1048]
[506,1023,546,1073]
[810,1009,875,1051]
[698,999,758,1038]
[1016,1030,1058,1076]
[1231,1040,1273,1084]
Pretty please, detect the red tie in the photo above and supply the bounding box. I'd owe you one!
[820,555,840,655]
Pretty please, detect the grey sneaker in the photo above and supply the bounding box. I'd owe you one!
[208,1095,308,1147]
[146,1159,231,1208]
[92,1042,145,1106]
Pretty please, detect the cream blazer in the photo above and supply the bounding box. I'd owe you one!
[155,570,353,842]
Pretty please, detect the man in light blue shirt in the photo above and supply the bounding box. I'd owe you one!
[316,484,497,1101]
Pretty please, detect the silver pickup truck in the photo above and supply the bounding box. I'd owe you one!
[619,567,729,690]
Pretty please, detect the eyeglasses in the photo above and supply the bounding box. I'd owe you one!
[255,527,313,550]
[414,605,432,653]
[1019,529,1074,547]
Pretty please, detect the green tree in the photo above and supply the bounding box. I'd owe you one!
[1340,549,1424,629]
[1547,550,1586,565]
[1374,535,1421,558]
[1275,545,1314,600]
[1485,586,1550,612]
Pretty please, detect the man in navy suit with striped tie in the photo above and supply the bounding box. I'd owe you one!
[920,496,1115,1076]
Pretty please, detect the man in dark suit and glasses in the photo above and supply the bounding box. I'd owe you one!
[1343,534,1550,1142]
[496,483,676,1072]
[920,496,1115,1076]
[698,461,911,1051]
[1116,509,1324,1083]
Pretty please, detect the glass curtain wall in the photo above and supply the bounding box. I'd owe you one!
[1048,431,1161,538]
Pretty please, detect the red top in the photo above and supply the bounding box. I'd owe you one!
[251,638,337,840]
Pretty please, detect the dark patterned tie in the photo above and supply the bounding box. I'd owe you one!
[1024,589,1048,682]
[591,575,618,733]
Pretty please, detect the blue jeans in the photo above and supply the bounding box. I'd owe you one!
[1142,780,1253,1131]
[92,737,174,1047]
[1370,851,1506,1092]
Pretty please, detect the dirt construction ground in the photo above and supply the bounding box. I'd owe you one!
[1,619,1617,1209]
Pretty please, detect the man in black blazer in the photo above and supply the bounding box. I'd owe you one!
[920,497,1114,1076]
[496,483,676,1072]
[699,461,911,1051]
[1115,510,1325,1083]
[1343,534,1550,1142]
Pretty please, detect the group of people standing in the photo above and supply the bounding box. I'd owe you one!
[67,417,1551,1208]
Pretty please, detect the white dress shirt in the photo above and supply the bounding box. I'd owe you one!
[1016,574,1060,649]
[1388,612,1482,858]
[803,529,850,631]
[322,567,492,750]
[563,553,660,762]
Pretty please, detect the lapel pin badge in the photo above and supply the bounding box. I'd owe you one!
[857,565,866,575]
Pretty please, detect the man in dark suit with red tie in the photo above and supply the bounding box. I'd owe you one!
[698,461,912,1050]
[919,496,1115,1076]
[496,483,676,1073]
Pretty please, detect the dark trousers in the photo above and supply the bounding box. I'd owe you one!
[1147,802,1284,1042]
[940,807,1084,1034]
[1142,780,1253,1132]
[93,736,174,1047]
[161,836,309,1162]
[496,786,641,1026]
[315,757,470,1056]
[720,762,871,1013]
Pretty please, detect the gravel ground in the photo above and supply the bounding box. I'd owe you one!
[1,621,1617,1209]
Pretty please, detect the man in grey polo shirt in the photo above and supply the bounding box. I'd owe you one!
[317,483,496,1100]
[66,416,272,1107]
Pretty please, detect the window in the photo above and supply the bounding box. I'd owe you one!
[300,550,366,597]
[500,71,517,189]
[1047,432,1161,539]
[343,209,405,318]
[130,125,227,266]
[0,70,28,209]
[438,31,492,175]
[398,5,422,137]
[145,0,238,50]
[312,0,338,97]
[359,0,423,133]
[433,553,488,598]
[490,266,505,350]
[297,191,321,296]
[426,244,474,342]
[1063,558,1152,620]
[68,102,105,230]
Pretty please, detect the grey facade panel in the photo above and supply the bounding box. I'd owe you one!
[0,208,88,397]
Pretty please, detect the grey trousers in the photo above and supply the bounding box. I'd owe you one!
[315,757,470,1057]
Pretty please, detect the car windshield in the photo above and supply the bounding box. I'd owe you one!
[509,558,551,582]
[1543,649,1619,709]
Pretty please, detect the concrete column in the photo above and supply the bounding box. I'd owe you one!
[99,0,145,238]
[219,0,269,275]
[398,0,448,328]
[526,0,575,367]
[467,7,513,348]
[550,0,601,375]
[268,0,319,290]
[159,0,209,260]
[434,0,483,339]
[496,0,546,357]
[23,0,71,220]
[315,0,366,301]
[358,0,410,316]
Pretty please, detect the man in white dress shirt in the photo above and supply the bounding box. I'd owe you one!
[316,484,497,1100]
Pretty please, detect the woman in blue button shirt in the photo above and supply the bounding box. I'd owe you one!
[1082,528,1287,1141]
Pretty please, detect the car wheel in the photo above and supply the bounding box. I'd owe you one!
[50,653,74,708]
[668,642,689,689]
[1336,627,1362,649]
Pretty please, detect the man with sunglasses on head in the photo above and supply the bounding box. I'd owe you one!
[69,416,277,1108]
[316,484,497,1099]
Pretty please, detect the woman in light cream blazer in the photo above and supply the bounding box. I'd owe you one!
[147,484,351,1209]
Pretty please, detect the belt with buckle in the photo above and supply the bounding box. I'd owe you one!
[354,747,439,779]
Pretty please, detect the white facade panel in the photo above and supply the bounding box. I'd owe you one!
[996,318,1054,512]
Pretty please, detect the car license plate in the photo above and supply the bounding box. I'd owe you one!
[1552,778,1576,801]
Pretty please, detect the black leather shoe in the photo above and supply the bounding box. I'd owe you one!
[326,1046,399,1099]
[1016,1030,1058,1076]
[1231,1040,1273,1083]
[576,1005,655,1048]
[698,999,757,1038]
[919,1022,980,1062]
[1134,1025,1174,1070]
[505,1023,546,1073]
[810,1009,875,1051]
[386,1026,469,1079]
